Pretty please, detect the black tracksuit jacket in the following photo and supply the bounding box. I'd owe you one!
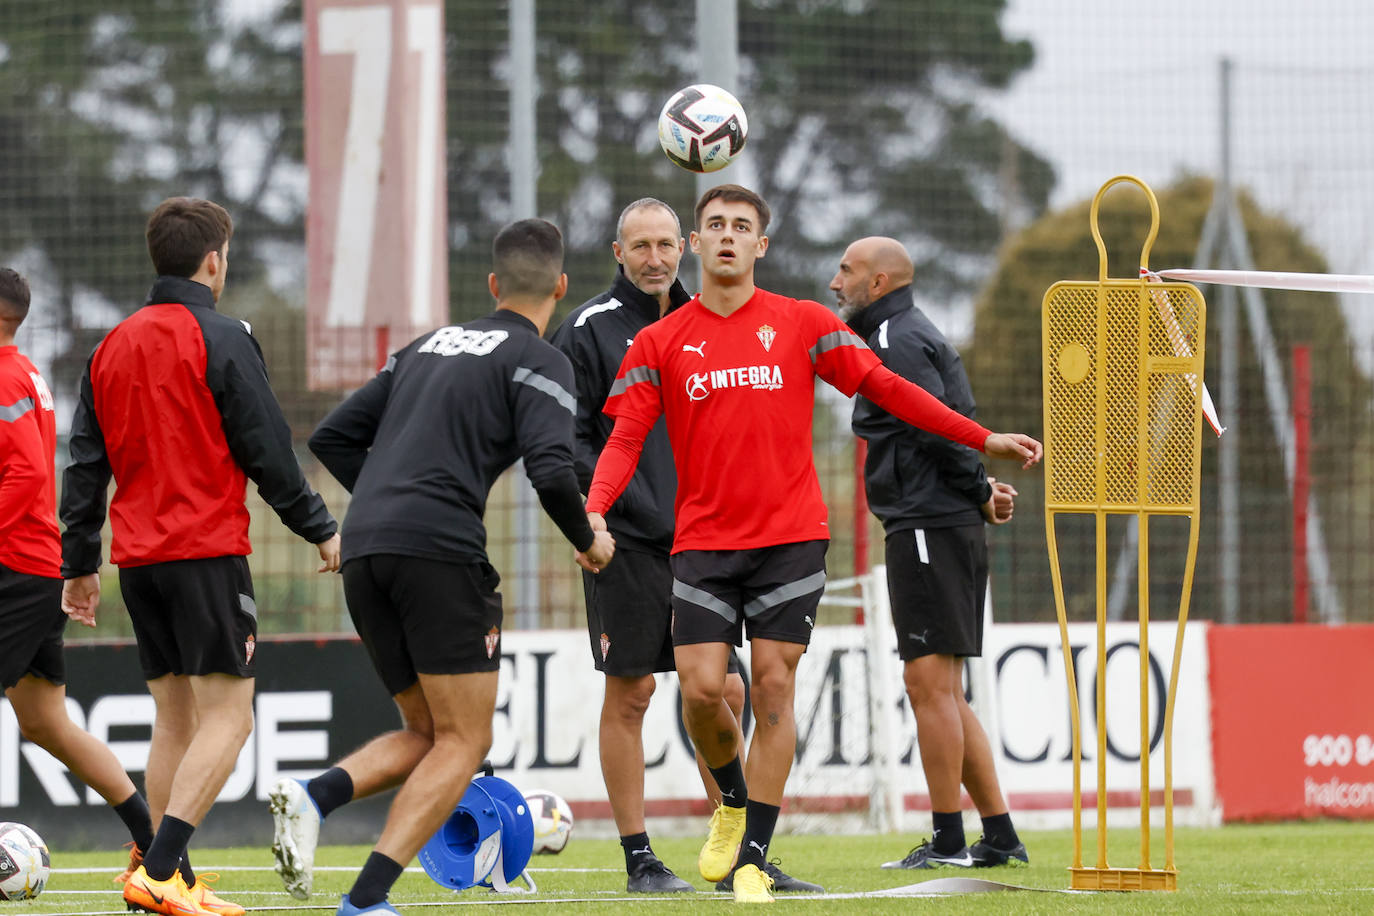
[548,269,690,555]
[310,309,593,566]
[848,286,991,533]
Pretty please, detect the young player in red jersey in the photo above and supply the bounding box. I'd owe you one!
[0,267,157,891]
[585,184,1041,904]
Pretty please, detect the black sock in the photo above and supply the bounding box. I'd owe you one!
[348,851,405,908]
[143,815,195,882]
[620,832,653,872]
[931,811,966,854]
[706,757,747,808]
[178,853,195,887]
[308,767,355,820]
[736,800,780,870]
[112,792,154,854]
[980,812,1019,849]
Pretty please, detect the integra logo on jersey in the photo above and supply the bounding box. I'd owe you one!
[684,365,783,401]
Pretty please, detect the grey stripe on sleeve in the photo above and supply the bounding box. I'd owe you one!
[743,569,828,618]
[808,329,869,362]
[512,366,577,414]
[608,365,661,398]
[0,396,35,423]
[672,579,739,624]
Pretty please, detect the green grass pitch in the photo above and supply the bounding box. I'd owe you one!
[19,822,1374,914]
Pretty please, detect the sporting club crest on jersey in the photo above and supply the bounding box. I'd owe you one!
[756,324,776,352]
[485,626,501,659]
[244,635,255,664]
[600,632,611,661]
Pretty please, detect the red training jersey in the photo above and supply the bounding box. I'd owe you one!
[0,346,60,577]
[587,289,989,552]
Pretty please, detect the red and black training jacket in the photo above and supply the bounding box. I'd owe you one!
[60,276,336,575]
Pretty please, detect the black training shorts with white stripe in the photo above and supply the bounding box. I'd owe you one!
[669,539,828,648]
[884,523,987,661]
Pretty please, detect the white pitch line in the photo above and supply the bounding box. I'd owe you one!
[18,881,1081,916]
[50,865,619,875]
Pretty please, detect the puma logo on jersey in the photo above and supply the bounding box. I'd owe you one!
[682,340,707,357]
[28,372,54,411]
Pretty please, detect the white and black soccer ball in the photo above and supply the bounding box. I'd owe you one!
[0,822,50,901]
[657,84,749,173]
[523,790,574,854]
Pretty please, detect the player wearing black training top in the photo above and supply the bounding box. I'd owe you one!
[272,219,614,916]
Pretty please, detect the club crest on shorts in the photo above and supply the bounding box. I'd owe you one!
[485,626,500,659]
[756,324,776,352]
[599,632,611,661]
[244,634,255,664]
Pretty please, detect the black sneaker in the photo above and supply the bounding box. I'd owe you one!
[969,836,1029,867]
[880,839,975,869]
[626,855,694,893]
[716,860,824,893]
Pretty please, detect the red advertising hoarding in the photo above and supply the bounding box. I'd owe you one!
[1209,624,1374,821]
[304,0,448,390]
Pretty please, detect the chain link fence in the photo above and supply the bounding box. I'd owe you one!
[3,0,1370,637]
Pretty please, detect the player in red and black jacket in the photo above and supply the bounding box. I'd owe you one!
[59,197,340,916]
[0,267,159,888]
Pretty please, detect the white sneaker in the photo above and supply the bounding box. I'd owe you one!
[270,777,321,899]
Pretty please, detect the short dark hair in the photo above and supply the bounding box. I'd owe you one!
[616,198,681,244]
[0,268,32,325]
[146,197,234,278]
[492,219,564,299]
[694,184,771,235]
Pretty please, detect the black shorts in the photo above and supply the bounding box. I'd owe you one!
[584,548,744,677]
[120,556,258,680]
[885,524,987,661]
[583,547,675,676]
[343,554,503,696]
[669,540,828,648]
[0,565,65,690]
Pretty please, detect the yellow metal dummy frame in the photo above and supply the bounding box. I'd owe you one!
[1041,175,1205,891]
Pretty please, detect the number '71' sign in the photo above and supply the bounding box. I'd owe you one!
[304,0,448,390]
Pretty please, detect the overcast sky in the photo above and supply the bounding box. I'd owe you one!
[989,0,1374,273]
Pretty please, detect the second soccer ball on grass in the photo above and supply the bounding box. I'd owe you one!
[524,790,574,854]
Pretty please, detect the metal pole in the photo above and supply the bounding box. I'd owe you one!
[510,0,540,626]
[695,0,739,202]
[1217,57,1240,625]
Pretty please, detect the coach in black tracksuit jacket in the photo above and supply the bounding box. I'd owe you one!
[848,284,991,534]
[839,233,1027,870]
[550,268,689,556]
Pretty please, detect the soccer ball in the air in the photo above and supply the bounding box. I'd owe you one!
[657,84,749,173]
[524,790,574,854]
[0,823,50,900]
